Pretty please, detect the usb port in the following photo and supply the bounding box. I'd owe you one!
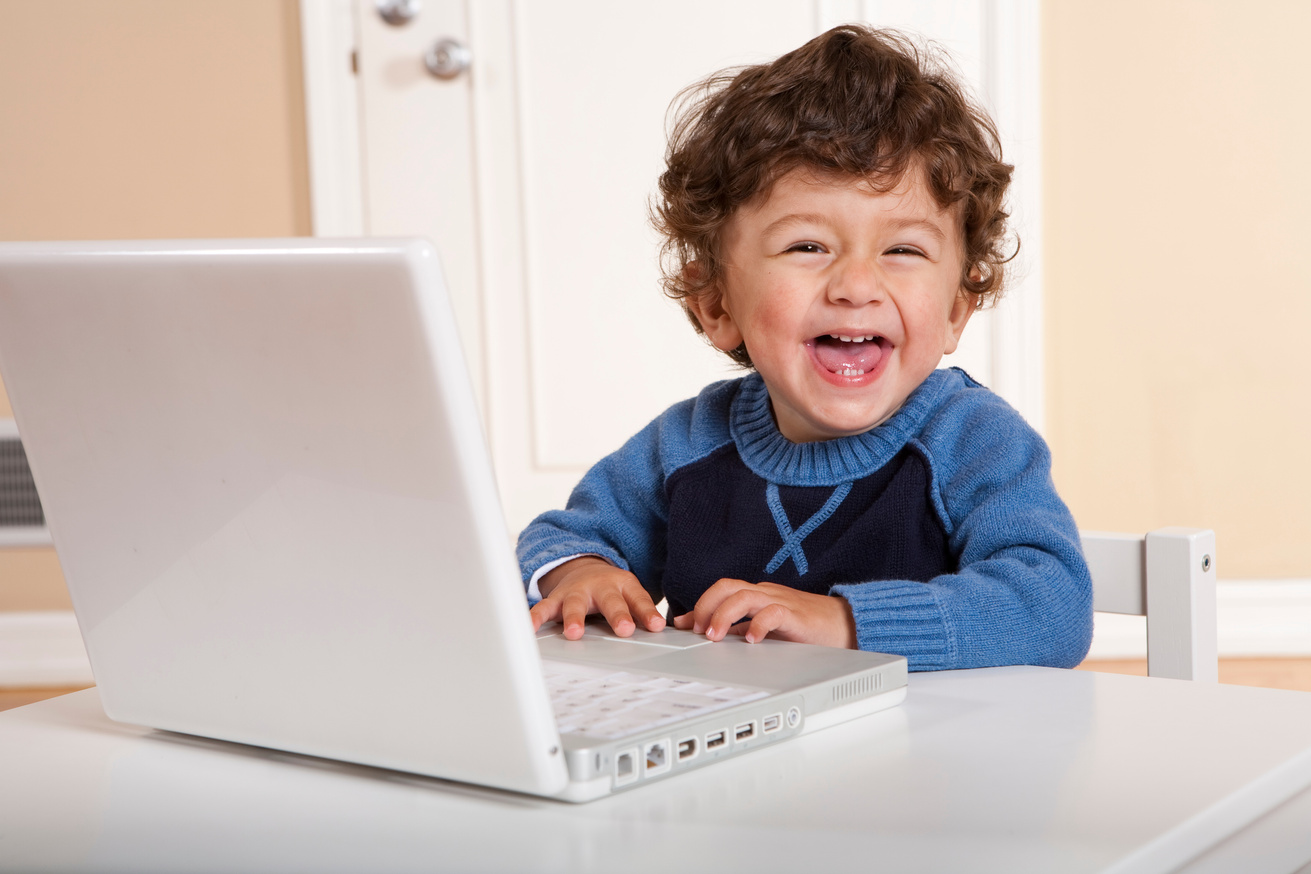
[735,721,756,742]
[762,713,781,733]
[706,729,727,750]
[677,737,697,761]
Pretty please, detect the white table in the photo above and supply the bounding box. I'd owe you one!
[3,667,1311,874]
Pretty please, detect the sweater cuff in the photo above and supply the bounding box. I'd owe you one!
[829,581,955,671]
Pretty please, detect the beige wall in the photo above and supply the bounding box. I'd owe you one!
[3,1,1308,604]
[1044,1,1311,578]
[0,0,310,609]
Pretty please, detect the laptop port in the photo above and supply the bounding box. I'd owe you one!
[762,713,782,733]
[735,721,756,742]
[615,748,639,786]
[645,739,672,776]
[677,736,698,761]
[706,729,727,750]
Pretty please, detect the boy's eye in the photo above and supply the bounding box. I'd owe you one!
[886,245,927,258]
[785,242,827,254]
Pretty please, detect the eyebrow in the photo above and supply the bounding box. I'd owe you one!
[883,217,949,244]
[760,213,950,243]
[761,213,834,237]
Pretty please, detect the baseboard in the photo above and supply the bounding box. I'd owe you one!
[4,581,1309,687]
[1088,579,1311,660]
[0,527,53,547]
[0,611,93,688]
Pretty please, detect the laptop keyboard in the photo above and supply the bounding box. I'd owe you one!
[542,660,768,739]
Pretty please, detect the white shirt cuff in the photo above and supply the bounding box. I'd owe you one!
[526,554,607,602]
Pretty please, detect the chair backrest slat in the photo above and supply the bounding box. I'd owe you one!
[1079,528,1217,682]
[1082,531,1146,616]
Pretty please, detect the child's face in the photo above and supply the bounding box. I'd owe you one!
[688,166,975,443]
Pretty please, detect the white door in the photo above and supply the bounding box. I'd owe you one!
[300,0,1041,533]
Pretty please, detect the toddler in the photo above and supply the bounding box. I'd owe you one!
[517,25,1092,671]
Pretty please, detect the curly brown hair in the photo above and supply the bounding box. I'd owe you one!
[653,25,1015,368]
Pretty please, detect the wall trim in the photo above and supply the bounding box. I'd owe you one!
[0,528,52,548]
[983,0,1045,432]
[0,611,93,689]
[298,0,365,237]
[4,581,1308,689]
[1088,580,1311,660]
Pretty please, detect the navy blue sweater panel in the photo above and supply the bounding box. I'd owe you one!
[660,442,951,619]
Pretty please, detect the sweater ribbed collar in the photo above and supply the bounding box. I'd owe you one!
[728,370,957,487]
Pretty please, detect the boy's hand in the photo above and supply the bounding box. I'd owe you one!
[530,556,665,640]
[671,579,856,649]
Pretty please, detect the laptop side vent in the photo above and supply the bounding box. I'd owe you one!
[831,672,882,704]
[0,437,45,527]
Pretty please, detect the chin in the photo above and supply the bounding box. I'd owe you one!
[806,415,889,441]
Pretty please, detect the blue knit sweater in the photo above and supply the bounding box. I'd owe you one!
[517,369,1093,671]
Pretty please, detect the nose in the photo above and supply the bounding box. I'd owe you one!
[826,256,885,307]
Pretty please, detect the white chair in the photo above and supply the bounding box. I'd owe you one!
[1081,528,1218,681]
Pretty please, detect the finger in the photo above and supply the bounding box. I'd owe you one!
[705,589,765,641]
[743,604,788,644]
[595,589,636,637]
[672,613,693,630]
[529,597,561,632]
[690,579,751,634]
[625,585,666,632]
[560,591,592,640]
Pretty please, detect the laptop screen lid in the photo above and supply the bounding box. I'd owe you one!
[0,238,568,796]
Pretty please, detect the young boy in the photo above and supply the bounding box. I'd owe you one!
[517,25,1092,671]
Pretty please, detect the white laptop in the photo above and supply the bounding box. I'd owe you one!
[0,238,906,802]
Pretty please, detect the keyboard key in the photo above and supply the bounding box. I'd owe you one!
[541,659,767,738]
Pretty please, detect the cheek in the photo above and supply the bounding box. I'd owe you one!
[756,277,812,325]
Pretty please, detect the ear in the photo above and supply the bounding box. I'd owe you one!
[941,284,979,356]
[682,264,744,354]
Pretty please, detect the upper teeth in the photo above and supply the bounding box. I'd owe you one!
[831,334,876,343]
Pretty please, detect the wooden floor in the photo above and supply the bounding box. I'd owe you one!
[4,659,1311,713]
[0,685,93,712]
[1075,657,1311,691]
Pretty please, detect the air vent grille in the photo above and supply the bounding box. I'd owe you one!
[0,438,45,527]
[831,671,882,703]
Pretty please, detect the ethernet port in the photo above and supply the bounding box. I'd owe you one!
[645,739,672,777]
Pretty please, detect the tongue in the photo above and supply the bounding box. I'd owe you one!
[813,337,884,374]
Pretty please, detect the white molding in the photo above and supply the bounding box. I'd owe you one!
[5,581,1308,689]
[299,0,366,237]
[0,528,52,548]
[1089,580,1311,660]
[0,611,93,689]
[984,0,1045,432]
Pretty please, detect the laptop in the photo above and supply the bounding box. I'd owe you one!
[0,238,907,802]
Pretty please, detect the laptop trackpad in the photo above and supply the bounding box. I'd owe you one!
[536,621,712,660]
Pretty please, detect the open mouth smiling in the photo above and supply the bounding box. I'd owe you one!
[809,333,889,378]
